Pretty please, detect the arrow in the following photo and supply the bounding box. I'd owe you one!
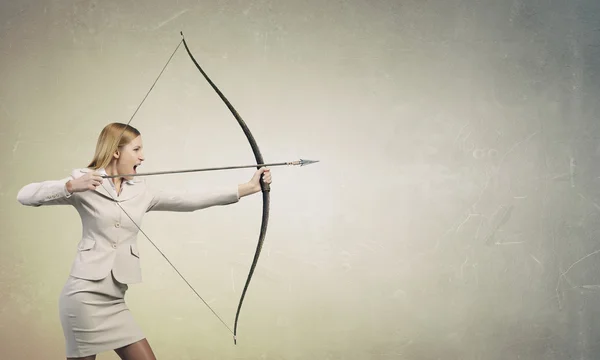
[101,158,319,179]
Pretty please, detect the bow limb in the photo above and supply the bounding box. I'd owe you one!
[180,31,270,345]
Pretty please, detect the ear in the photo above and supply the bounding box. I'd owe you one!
[113,149,121,159]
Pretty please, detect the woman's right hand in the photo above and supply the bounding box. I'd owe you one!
[66,172,104,193]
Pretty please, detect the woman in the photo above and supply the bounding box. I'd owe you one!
[16,122,272,360]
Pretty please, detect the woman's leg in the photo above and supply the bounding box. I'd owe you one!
[114,338,157,360]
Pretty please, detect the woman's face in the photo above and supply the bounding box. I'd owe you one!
[116,135,145,180]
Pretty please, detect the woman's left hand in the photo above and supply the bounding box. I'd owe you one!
[239,167,272,197]
[249,167,272,191]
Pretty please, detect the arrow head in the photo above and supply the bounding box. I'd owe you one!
[299,159,319,166]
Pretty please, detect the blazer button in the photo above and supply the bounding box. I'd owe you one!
[112,244,117,249]
[115,223,120,228]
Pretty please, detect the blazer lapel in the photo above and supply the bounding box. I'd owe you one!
[95,178,119,200]
[116,180,144,201]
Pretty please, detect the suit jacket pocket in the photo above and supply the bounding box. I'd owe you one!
[130,244,140,258]
[77,238,95,251]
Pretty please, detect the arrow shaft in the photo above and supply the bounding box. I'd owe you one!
[101,161,292,179]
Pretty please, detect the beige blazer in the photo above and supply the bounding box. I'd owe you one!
[16,168,240,284]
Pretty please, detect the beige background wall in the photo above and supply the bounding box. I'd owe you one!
[2,0,600,359]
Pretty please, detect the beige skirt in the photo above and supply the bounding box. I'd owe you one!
[58,271,145,358]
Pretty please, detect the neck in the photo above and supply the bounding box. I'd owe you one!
[104,163,123,189]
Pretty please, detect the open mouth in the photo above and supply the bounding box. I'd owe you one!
[133,164,139,174]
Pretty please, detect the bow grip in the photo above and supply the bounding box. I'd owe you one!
[260,176,271,192]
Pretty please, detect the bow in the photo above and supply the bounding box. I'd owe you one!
[104,32,273,344]
[180,31,270,345]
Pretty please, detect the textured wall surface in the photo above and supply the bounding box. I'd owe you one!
[2,0,600,359]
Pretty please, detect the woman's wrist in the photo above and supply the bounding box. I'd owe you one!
[65,180,74,194]
[237,182,260,198]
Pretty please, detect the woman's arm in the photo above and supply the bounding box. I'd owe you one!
[146,167,271,212]
[16,169,103,207]
[146,185,241,212]
[16,177,74,207]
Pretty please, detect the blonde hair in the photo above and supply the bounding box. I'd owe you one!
[87,123,141,169]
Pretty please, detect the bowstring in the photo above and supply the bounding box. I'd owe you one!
[99,37,234,336]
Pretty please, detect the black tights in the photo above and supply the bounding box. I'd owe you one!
[67,338,157,360]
